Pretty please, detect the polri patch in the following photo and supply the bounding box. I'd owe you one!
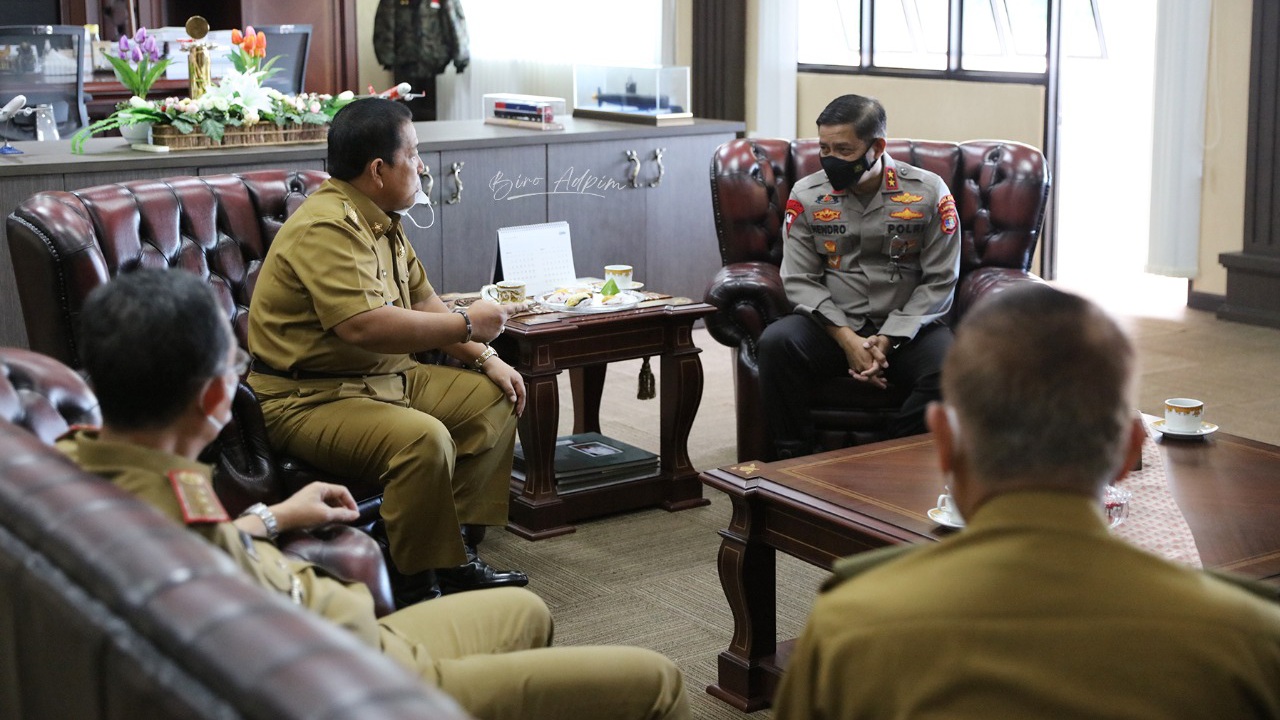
[169,470,230,524]
[784,198,805,236]
[939,194,958,235]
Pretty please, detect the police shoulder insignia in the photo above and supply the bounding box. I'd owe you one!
[939,194,959,235]
[169,470,230,524]
[884,167,899,191]
[342,202,360,227]
[784,198,805,236]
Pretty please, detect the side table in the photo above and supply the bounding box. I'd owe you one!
[491,298,715,539]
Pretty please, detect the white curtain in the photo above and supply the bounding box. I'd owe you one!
[439,1,666,120]
[1145,0,1212,278]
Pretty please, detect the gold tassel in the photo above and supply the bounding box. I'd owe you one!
[637,357,656,400]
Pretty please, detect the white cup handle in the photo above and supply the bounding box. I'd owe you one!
[480,284,499,301]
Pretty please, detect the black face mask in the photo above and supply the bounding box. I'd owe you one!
[820,150,877,191]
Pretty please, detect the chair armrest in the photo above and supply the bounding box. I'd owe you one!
[955,266,1045,319]
[704,261,793,357]
[204,381,281,516]
[280,524,397,618]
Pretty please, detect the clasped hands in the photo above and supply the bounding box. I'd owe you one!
[234,482,360,539]
[842,333,894,389]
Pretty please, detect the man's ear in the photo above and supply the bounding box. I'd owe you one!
[872,137,888,157]
[197,373,232,419]
[367,158,386,188]
[926,402,955,474]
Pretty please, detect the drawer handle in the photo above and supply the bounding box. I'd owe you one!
[447,161,465,204]
[420,164,436,207]
[648,147,666,188]
[626,149,641,188]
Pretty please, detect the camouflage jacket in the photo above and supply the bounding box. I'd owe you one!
[373,0,469,77]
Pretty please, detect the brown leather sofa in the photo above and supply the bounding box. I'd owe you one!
[706,138,1051,461]
[4,170,387,524]
[0,347,468,720]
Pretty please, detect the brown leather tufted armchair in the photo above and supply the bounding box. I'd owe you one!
[0,345,397,617]
[3,170,392,514]
[706,138,1050,462]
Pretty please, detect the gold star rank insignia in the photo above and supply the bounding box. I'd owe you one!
[168,470,230,524]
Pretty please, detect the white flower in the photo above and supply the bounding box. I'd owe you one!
[127,95,149,108]
[309,101,321,113]
[244,109,260,124]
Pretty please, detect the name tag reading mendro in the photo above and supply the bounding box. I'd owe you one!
[168,470,230,524]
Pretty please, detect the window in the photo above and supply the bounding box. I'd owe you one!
[797,0,1106,78]
[465,0,663,66]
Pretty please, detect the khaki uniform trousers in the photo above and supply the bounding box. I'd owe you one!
[252,363,518,572]
[380,588,689,720]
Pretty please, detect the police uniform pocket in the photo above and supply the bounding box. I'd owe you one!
[813,234,857,258]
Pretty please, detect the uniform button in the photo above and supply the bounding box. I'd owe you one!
[381,270,387,277]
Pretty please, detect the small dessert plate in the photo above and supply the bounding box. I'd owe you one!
[927,506,965,529]
[1150,419,1218,439]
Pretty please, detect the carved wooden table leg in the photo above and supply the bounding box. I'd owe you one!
[707,487,776,711]
[507,367,574,539]
[660,325,710,511]
[570,364,607,434]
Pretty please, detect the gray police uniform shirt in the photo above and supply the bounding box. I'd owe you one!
[781,153,961,341]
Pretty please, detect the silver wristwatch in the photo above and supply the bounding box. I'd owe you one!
[240,502,279,541]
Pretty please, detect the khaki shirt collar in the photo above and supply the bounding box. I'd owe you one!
[65,428,210,480]
[328,178,398,238]
[966,489,1112,537]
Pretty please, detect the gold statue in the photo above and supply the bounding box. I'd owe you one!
[185,16,211,99]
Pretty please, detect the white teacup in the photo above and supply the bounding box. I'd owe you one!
[481,280,526,304]
[935,492,961,524]
[604,264,633,289]
[1163,397,1204,434]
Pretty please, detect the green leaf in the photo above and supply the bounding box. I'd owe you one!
[200,117,226,143]
[170,117,195,134]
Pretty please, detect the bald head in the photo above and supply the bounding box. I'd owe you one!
[942,284,1136,490]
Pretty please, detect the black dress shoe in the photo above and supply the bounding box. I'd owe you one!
[436,556,529,594]
[390,568,442,608]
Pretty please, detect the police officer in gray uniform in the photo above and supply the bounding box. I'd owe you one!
[758,94,961,458]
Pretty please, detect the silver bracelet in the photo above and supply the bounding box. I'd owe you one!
[240,502,279,541]
[453,306,473,344]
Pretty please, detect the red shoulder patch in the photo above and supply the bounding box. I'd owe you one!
[884,167,899,191]
[169,470,231,524]
[938,194,958,235]
[784,198,805,237]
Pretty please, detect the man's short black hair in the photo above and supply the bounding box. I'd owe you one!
[816,94,887,143]
[326,98,414,181]
[79,269,231,430]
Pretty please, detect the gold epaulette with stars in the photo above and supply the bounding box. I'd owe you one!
[168,470,230,524]
[342,201,360,229]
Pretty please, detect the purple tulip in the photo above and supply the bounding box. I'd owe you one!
[134,27,147,44]
[118,36,129,55]
[130,44,142,63]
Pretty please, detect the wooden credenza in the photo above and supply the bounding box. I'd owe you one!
[0,116,744,348]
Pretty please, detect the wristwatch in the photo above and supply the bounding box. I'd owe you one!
[473,344,497,371]
[240,502,279,541]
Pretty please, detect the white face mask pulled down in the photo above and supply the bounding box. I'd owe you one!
[398,187,435,230]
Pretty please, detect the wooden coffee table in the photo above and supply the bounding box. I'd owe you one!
[700,431,1280,711]
[491,298,714,539]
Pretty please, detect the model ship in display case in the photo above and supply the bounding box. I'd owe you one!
[572,64,693,125]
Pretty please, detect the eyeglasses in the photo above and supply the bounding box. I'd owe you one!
[226,347,251,378]
[888,235,907,283]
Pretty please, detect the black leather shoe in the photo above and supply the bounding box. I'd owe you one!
[390,568,442,608]
[437,556,529,594]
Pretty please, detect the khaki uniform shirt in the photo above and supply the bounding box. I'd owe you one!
[782,154,960,340]
[248,178,432,376]
[773,491,1280,719]
[56,430,440,677]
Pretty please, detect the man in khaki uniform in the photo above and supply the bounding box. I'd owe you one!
[247,98,525,598]
[773,285,1280,719]
[64,269,690,720]
[758,94,961,458]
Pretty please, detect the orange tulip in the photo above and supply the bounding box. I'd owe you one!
[231,28,243,44]
[241,38,255,54]
[256,31,266,56]
[245,25,255,38]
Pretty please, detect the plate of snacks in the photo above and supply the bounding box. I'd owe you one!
[538,278,643,313]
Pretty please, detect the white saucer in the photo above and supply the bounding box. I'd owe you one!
[1151,419,1218,439]
[927,506,965,529]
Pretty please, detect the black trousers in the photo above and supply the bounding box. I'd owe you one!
[757,313,953,450]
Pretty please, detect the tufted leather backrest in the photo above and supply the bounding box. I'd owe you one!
[6,170,329,367]
[0,418,468,720]
[709,138,1049,278]
[0,347,99,445]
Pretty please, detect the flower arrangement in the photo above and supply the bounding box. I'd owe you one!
[71,29,356,154]
[102,27,171,100]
